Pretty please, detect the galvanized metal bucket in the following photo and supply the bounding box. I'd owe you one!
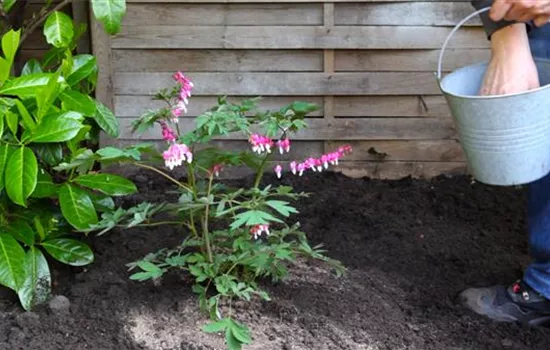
[436,7,550,186]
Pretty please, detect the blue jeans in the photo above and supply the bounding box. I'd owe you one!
[523,24,550,299]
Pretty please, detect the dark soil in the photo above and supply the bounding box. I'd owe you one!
[1,172,550,350]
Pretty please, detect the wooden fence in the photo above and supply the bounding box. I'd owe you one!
[90,0,492,179]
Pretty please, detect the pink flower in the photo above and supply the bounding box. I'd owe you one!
[248,134,274,154]
[211,164,223,177]
[287,144,353,176]
[290,161,297,175]
[250,224,270,240]
[170,71,194,122]
[163,143,193,170]
[160,121,177,142]
[274,164,282,179]
[277,138,291,154]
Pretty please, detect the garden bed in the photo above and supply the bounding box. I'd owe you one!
[1,172,549,350]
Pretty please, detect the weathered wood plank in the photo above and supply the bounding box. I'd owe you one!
[112,49,324,72]
[114,96,325,117]
[117,118,457,141]
[123,3,323,26]
[114,72,443,96]
[334,161,467,179]
[126,0,453,3]
[112,26,489,50]
[333,96,451,117]
[326,140,465,162]
[335,49,490,72]
[335,2,481,26]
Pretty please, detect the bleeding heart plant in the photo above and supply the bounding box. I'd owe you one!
[92,72,351,350]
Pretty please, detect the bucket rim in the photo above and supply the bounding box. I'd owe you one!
[437,57,550,100]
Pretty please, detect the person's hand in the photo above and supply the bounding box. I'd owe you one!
[490,0,550,27]
[480,23,540,96]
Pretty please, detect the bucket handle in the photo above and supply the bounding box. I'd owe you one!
[437,6,491,80]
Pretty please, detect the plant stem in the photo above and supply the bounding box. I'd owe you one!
[116,221,182,228]
[132,162,193,193]
[20,0,72,45]
[203,174,214,263]
[253,153,269,189]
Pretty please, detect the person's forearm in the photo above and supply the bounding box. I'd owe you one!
[490,23,531,54]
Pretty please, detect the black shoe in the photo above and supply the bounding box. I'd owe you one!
[459,280,550,326]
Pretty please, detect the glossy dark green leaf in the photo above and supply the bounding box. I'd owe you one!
[31,170,58,199]
[93,100,119,137]
[58,184,98,231]
[0,233,26,291]
[18,247,51,311]
[43,11,74,48]
[91,0,126,34]
[3,219,35,246]
[74,173,137,196]
[26,111,83,143]
[0,143,12,191]
[66,55,96,86]
[60,90,96,116]
[5,147,38,207]
[32,144,63,166]
[41,238,94,266]
[0,73,61,97]
[21,59,43,76]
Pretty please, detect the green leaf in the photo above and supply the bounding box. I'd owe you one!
[93,100,120,137]
[3,219,35,246]
[26,111,83,143]
[0,233,26,291]
[5,147,38,207]
[43,11,74,48]
[73,173,137,196]
[21,59,43,76]
[60,90,96,116]
[53,149,95,172]
[1,29,20,65]
[31,169,57,198]
[229,320,252,344]
[41,238,94,266]
[32,144,63,166]
[14,99,36,131]
[2,0,16,12]
[66,55,96,86]
[265,200,298,217]
[18,247,51,311]
[230,210,283,230]
[129,261,163,281]
[87,192,115,212]
[5,110,17,135]
[36,69,63,120]
[0,57,10,83]
[202,319,229,333]
[0,73,62,97]
[58,184,98,231]
[225,328,243,350]
[91,0,127,34]
[0,143,12,191]
[0,109,3,137]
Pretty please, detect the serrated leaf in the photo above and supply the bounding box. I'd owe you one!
[230,210,283,230]
[60,90,96,116]
[225,328,243,350]
[5,147,38,207]
[73,173,137,196]
[18,247,51,311]
[41,238,94,266]
[91,0,127,34]
[43,11,74,48]
[93,100,119,137]
[202,319,229,333]
[26,111,83,143]
[0,233,26,291]
[229,320,252,344]
[265,200,298,217]
[58,183,98,231]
